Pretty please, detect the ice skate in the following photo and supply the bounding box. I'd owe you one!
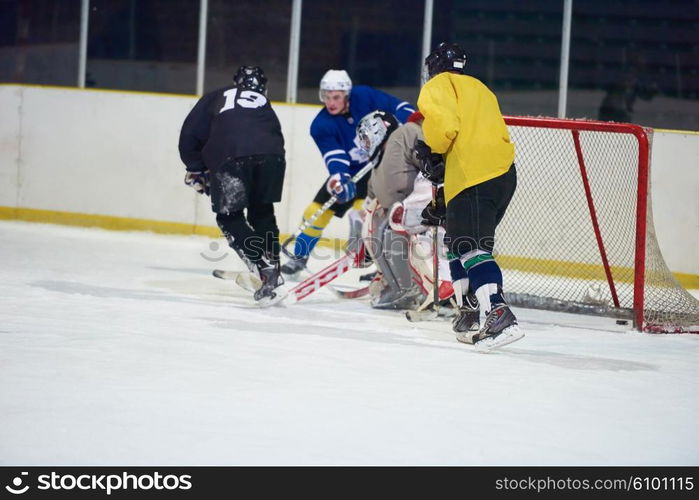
[280,255,308,278]
[453,294,480,344]
[371,286,424,310]
[473,303,524,353]
[254,263,284,303]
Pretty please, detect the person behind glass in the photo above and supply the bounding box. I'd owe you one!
[280,69,416,277]
[598,52,657,123]
[417,42,524,350]
[178,66,286,303]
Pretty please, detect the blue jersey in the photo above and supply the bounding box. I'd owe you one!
[310,85,415,176]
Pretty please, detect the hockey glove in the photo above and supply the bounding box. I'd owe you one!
[326,172,357,204]
[184,171,210,196]
[414,139,445,185]
[421,186,446,227]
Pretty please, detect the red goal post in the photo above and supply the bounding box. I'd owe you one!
[498,116,698,333]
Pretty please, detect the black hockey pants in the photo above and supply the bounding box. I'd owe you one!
[216,203,280,266]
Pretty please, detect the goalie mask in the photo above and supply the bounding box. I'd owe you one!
[233,65,267,94]
[357,110,399,162]
[422,42,467,85]
[319,69,352,101]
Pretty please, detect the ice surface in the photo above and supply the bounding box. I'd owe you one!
[1,221,697,465]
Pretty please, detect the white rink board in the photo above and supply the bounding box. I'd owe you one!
[0,85,21,206]
[650,130,699,276]
[0,84,696,275]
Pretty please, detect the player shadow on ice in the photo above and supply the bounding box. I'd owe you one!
[498,347,657,372]
[30,280,234,307]
[204,316,473,354]
[204,314,657,372]
[31,280,658,372]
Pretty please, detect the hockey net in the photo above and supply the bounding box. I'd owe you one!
[496,116,699,333]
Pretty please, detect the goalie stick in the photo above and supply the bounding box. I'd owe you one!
[212,268,369,299]
[262,242,367,307]
[405,296,458,322]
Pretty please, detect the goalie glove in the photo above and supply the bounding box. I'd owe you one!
[414,139,445,185]
[388,202,406,232]
[420,186,446,227]
[326,172,357,204]
[184,171,210,196]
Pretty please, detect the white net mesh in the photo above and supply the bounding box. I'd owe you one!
[496,116,699,333]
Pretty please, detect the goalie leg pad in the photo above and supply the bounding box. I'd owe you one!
[369,211,424,309]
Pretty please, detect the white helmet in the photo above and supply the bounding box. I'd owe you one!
[357,110,399,161]
[319,69,352,101]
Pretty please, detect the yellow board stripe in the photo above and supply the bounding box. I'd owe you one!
[0,205,220,237]
[497,254,631,282]
[497,255,699,289]
[0,205,345,251]
[1,205,697,288]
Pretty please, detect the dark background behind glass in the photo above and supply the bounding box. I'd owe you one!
[204,0,291,102]
[0,0,697,130]
[433,0,564,117]
[297,0,424,105]
[0,0,81,86]
[568,1,699,131]
[86,0,199,94]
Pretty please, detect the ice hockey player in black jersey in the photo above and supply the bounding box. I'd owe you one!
[178,65,286,302]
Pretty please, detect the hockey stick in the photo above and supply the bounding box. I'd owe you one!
[431,184,440,317]
[405,302,439,322]
[212,269,260,292]
[280,157,379,259]
[405,278,442,322]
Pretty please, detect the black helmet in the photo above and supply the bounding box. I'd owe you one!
[424,42,467,81]
[233,66,267,94]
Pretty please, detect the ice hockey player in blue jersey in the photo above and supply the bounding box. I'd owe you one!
[280,69,415,276]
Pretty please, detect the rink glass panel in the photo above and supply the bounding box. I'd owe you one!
[0,0,81,86]
[431,0,564,118]
[296,0,424,105]
[86,0,200,94]
[567,1,699,131]
[203,0,291,102]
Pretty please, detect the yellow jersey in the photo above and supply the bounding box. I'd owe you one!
[417,72,515,204]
